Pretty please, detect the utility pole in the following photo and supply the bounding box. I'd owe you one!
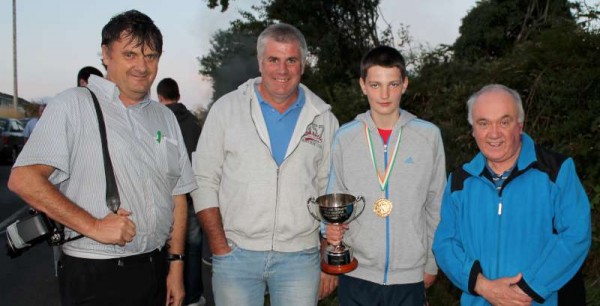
[13,0,19,111]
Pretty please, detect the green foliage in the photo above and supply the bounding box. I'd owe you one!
[454,0,575,61]
[592,185,600,210]
[204,0,231,12]
[197,13,267,102]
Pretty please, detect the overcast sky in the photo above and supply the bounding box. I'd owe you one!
[0,0,478,111]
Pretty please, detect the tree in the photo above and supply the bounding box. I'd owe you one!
[197,13,267,103]
[204,0,231,12]
[454,0,575,61]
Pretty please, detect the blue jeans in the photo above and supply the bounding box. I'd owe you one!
[212,243,320,306]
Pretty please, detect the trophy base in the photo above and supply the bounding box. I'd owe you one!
[321,258,358,275]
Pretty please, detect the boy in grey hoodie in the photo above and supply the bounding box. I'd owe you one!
[325,46,446,305]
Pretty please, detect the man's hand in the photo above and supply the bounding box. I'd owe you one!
[475,273,533,306]
[318,272,338,300]
[212,244,232,256]
[165,261,185,306]
[325,224,349,246]
[89,208,136,246]
[424,272,436,289]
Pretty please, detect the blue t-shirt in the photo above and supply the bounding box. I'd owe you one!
[256,87,305,166]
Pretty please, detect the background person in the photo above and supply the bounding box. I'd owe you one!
[77,66,103,87]
[192,22,339,306]
[8,10,195,306]
[433,84,591,305]
[157,77,207,306]
[22,103,45,140]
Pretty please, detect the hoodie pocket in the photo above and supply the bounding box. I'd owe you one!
[222,182,273,237]
[391,219,427,269]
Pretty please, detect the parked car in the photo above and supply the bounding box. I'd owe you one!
[20,117,32,126]
[0,117,26,164]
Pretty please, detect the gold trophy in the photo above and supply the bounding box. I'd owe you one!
[307,193,365,274]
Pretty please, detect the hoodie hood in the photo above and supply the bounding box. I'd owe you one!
[237,77,332,115]
[165,103,195,122]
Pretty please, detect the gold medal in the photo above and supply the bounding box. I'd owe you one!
[373,198,393,217]
[364,124,402,218]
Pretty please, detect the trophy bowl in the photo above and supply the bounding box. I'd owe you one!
[307,193,365,274]
[312,193,358,224]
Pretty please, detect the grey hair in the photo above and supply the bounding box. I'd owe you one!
[256,23,308,69]
[467,84,525,125]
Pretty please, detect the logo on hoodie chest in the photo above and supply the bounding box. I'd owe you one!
[302,123,324,148]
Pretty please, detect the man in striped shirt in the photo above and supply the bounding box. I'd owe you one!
[8,10,195,306]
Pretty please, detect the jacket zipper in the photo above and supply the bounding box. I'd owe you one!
[383,141,390,285]
[496,194,503,277]
[271,167,280,250]
[477,164,533,279]
[249,99,280,251]
[490,168,521,278]
[249,97,323,251]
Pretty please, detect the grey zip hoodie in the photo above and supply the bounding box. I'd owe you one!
[326,110,446,285]
[192,77,339,252]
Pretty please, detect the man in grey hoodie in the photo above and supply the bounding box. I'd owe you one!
[192,23,339,306]
[326,46,446,305]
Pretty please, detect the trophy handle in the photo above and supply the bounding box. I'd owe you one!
[346,195,365,223]
[306,197,322,222]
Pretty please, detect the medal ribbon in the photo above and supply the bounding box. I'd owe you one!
[364,124,402,192]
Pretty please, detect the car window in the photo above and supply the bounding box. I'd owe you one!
[0,119,7,132]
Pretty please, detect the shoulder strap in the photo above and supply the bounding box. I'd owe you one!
[85,87,121,213]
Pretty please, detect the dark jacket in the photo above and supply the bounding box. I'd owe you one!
[166,103,201,160]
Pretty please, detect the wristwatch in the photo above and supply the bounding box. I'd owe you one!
[167,253,185,262]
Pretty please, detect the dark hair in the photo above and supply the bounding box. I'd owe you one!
[77,66,103,86]
[360,46,407,80]
[101,10,162,55]
[157,78,180,101]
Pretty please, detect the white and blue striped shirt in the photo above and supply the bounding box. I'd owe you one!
[15,76,197,258]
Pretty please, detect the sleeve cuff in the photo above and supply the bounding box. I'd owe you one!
[424,257,438,275]
[320,222,326,238]
[516,278,545,304]
[468,260,482,296]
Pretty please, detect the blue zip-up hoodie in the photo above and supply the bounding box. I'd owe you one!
[433,133,591,305]
[326,110,446,285]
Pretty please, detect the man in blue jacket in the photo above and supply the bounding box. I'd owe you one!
[433,84,591,305]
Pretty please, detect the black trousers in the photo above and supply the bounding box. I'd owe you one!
[58,248,168,306]
[338,275,426,306]
[558,268,586,306]
[200,233,215,306]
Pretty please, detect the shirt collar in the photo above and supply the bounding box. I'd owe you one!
[254,85,305,115]
[88,75,152,108]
